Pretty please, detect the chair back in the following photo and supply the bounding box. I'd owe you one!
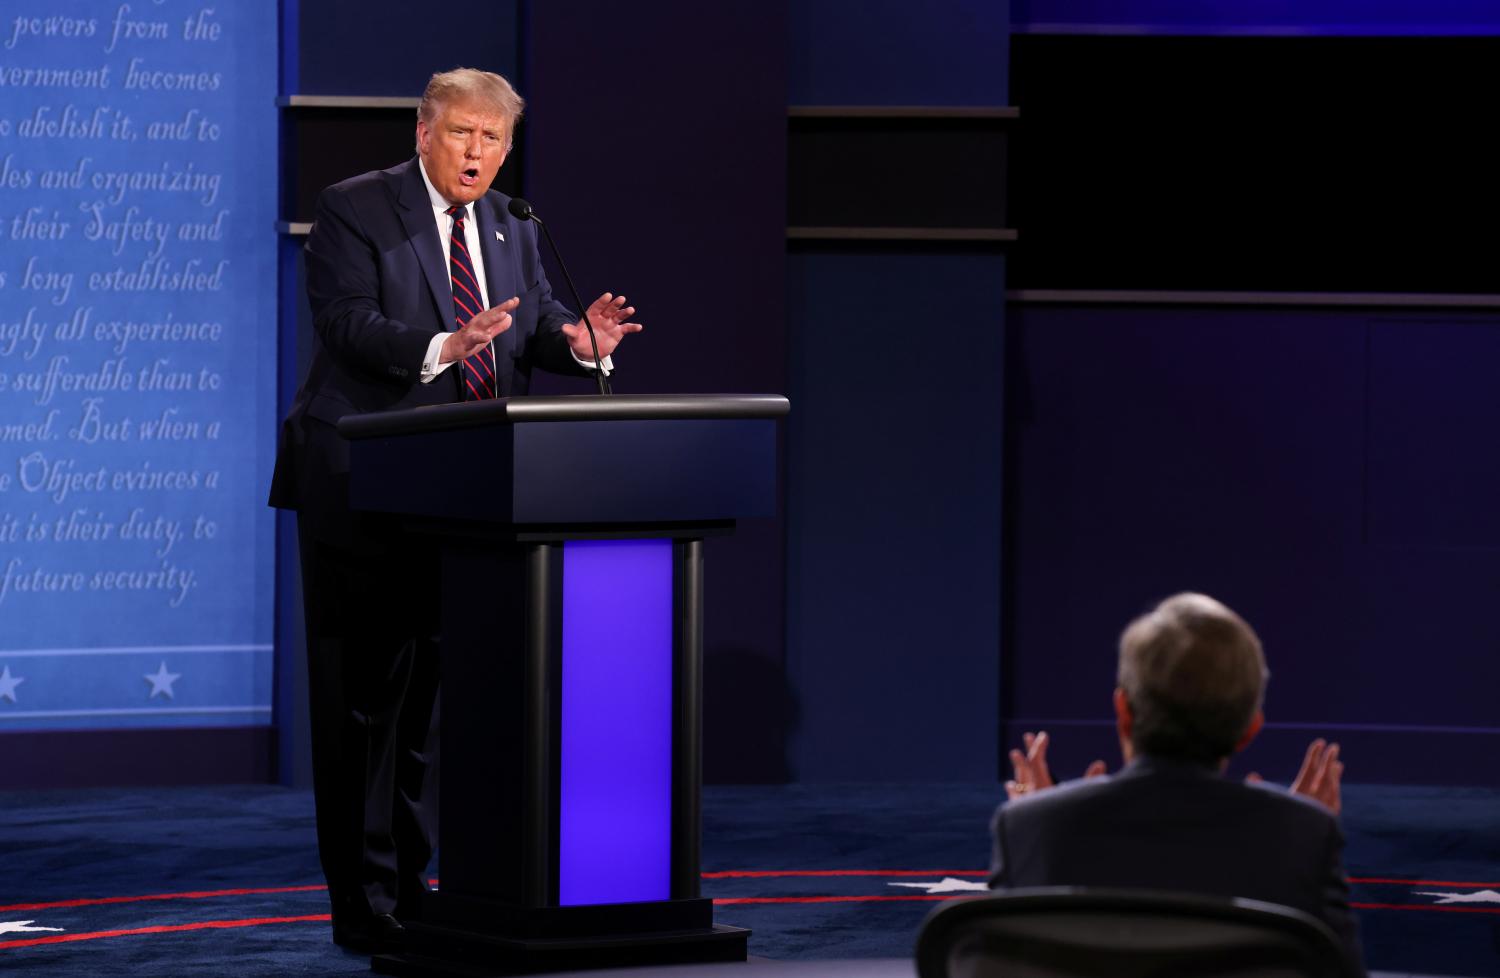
[914,887,1358,978]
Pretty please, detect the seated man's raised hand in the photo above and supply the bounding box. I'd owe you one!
[1246,738,1343,815]
[1004,730,1107,801]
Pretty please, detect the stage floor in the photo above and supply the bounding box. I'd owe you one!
[544,959,1460,978]
[1,783,1495,976]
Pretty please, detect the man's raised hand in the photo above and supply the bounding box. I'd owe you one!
[440,295,519,364]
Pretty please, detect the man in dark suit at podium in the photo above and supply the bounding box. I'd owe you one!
[989,593,1363,974]
[268,67,641,953]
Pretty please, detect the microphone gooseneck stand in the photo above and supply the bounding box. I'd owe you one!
[507,197,611,396]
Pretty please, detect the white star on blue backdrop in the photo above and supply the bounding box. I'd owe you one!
[144,661,182,700]
[0,666,24,704]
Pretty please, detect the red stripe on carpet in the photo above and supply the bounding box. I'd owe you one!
[702,870,987,878]
[714,895,949,904]
[2,879,446,915]
[0,885,328,914]
[1349,877,1500,888]
[712,895,1500,911]
[0,899,1484,954]
[0,914,330,950]
[1352,902,1500,915]
[6,873,1492,918]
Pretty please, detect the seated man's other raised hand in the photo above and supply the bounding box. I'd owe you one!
[1004,731,1107,801]
[1245,738,1343,815]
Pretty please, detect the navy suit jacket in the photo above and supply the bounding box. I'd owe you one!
[989,754,1364,974]
[269,158,588,538]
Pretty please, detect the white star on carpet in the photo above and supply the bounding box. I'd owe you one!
[1415,889,1500,904]
[0,920,64,935]
[0,666,23,703]
[889,877,990,895]
[144,661,181,699]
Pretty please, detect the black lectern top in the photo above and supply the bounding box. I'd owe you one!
[337,393,788,526]
[338,394,789,439]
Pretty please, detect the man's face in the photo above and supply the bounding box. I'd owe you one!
[416,99,510,206]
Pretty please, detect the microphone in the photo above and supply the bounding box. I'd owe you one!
[507,197,610,395]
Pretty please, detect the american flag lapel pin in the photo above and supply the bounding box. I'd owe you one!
[495,230,505,242]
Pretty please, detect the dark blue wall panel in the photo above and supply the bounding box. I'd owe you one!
[524,3,788,398]
[1013,0,1500,35]
[1367,319,1500,548]
[789,0,1008,104]
[787,249,1005,781]
[1004,304,1500,785]
[297,2,519,95]
[783,1,1010,781]
[524,2,792,781]
[273,243,314,787]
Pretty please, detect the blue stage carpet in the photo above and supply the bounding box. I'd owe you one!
[0,783,1495,976]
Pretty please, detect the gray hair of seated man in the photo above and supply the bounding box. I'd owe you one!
[1117,592,1269,764]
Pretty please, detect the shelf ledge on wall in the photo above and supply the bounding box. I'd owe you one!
[788,226,1017,242]
[277,95,421,109]
[788,106,1018,119]
[1009,288,1500,309]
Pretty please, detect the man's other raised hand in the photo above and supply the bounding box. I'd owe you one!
[563,292,643,362]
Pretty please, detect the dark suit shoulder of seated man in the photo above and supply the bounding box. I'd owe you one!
[988,592,1364,977]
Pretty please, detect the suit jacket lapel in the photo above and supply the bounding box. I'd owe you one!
[476,198,518,392]
[395,159,456,333]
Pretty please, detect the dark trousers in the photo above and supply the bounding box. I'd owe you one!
[298,520,441,925]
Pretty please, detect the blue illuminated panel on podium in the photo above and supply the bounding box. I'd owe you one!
[559,539,673,906]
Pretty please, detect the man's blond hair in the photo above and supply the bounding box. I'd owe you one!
[417,68,524,147]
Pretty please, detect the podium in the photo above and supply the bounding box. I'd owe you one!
[337,393,788,977]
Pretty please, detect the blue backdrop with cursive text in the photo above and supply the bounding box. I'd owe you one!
[0,0,276,732]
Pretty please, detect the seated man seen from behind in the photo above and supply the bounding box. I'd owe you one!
[989,592,1363,975]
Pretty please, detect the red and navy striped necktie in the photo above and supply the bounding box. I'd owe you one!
[446,204,496,400]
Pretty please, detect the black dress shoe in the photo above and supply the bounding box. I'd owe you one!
[332,912,405,955]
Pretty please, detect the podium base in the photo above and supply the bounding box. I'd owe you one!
[371,922,750,977]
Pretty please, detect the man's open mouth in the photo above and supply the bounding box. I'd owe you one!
[459,167,479,186]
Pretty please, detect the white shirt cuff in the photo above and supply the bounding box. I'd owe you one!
[573,350,614,375]
[427,334,611,380]
[421,333,455,382]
